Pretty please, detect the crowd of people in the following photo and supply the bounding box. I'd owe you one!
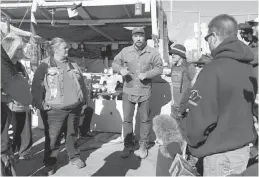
[1,14,258,176]
[1,36,92,175]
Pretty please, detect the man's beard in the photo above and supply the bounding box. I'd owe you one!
[134,42,146,50]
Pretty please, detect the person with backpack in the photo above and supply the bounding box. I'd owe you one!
[31,37,88,175]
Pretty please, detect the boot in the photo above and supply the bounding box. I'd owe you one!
[44,157,57,176]
[134,145,148,159]
[120,133,134,158]
[120,145,133,158]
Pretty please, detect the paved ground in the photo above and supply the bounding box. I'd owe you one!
[14,128,159,176]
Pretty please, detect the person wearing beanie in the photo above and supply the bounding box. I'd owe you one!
[169,44,196,120]
[112,27,163,159]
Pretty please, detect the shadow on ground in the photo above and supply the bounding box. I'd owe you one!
[92,151,141,176]
[14,128,121,176]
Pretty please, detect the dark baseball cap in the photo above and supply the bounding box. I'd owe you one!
[132,27,145,35]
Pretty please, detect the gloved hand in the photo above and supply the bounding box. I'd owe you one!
[120,68,130,76]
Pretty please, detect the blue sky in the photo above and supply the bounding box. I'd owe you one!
[161,1,258,43]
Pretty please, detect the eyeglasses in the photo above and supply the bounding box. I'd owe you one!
[204,33,213,42]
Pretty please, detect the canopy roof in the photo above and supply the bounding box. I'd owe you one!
[1,21,31,37]
[1,0,153,43]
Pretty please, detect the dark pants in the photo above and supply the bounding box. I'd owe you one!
[10,111,32,156]
[1,103,12,154]
[122,94,151,148]
[79,106,94,136]
[40,105,81,166]
[1,103,16,176]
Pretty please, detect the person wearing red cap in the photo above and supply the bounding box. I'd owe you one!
[112,27,163,159]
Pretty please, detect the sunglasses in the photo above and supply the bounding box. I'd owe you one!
[204,33,213,42]
[194,64,204,68]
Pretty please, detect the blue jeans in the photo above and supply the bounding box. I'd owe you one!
[40,105,81,166]
[203,146,250,176]
[122,93,151,148]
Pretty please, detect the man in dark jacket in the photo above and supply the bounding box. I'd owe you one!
[181,14,258,176]
[112,27,163,159]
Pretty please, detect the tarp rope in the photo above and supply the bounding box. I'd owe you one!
[18,0,32,29]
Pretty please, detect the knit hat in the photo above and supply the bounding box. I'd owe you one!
[170,44,186,59]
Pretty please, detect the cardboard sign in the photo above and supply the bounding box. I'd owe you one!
[169,154,200,176]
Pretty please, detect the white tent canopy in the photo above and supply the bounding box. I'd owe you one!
[0,0,153,43]
[1,21,32,37]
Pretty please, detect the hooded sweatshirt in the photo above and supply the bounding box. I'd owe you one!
[182,36,258,158]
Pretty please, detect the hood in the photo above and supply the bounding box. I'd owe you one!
[211,36,254,63]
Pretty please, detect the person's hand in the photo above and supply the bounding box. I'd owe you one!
[42,102,51,110]
[81,104,87,115]
[163,68,171,75]
[82,104,87,110]
[120,68,129,76]
[138,73,147,80]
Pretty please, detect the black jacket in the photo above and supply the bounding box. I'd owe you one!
[182,36,258,158]
[1,46,32,106]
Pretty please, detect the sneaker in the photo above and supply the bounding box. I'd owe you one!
[70,158,86,169]
[120,146,133,158]
[134,146,148,159]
